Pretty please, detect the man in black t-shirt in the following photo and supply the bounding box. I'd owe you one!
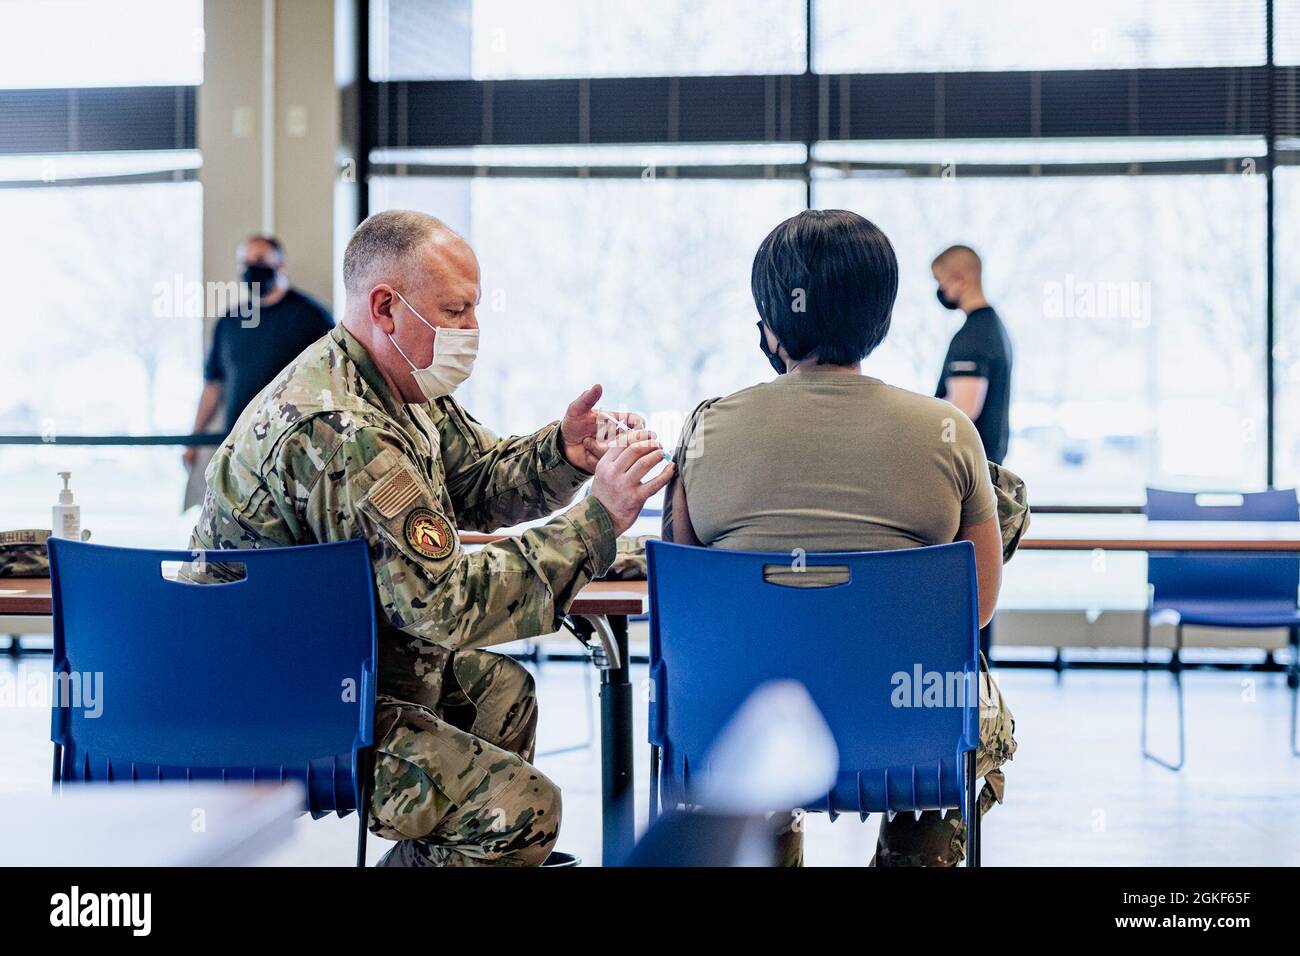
[931,245,1013,464]
[932,244,1014,660]
[184,235,334,469]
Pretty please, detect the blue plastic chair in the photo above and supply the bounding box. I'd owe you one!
[1142,488,1300,768]
[645,539,983,866]
[47,538,378,865]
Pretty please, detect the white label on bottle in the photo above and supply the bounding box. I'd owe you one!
[56,510,79,539]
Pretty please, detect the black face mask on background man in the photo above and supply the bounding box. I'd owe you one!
[242,263,278,296]
[936,286,961,310]
[756,320,787,375]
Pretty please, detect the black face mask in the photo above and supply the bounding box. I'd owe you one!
[756,321,787,375]
[936,286,961,310]
[242,264,277,295]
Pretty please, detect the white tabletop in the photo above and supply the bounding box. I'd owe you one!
[0,782,304,866]
[1023,513,1300,546]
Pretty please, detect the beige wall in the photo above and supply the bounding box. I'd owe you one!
[198,0,265,303]
[199,0,343,311]
[272,0,342,306]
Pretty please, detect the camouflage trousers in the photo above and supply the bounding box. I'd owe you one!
[775,655,1017,867]
[369,650,561,867]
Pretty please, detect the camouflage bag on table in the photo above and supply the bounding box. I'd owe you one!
[0,529,51,578]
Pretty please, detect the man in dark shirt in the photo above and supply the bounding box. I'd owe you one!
[932,244,1013,660]
[184,235,334,469]
[932,245,1013,464]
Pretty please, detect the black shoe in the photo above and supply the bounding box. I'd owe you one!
[541,850,581,867]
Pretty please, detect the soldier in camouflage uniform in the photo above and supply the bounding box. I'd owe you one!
[190,210,672,866]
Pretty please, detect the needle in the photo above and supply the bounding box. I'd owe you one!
[598,412,673,463]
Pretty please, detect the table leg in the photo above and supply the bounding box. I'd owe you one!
[599,613,634,865]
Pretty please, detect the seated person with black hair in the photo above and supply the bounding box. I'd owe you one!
[661,209,1019,867]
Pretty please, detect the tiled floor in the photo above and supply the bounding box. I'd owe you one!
[4,630,1298,866]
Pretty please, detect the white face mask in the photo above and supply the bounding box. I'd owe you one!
[387,290,479,401]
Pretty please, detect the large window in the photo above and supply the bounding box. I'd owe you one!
[363,0,1297,507]
[0,183,203,438]
[371,0,805,80]
[817,170,1267,502]
[375,162,1270,505]
[815,0,1265,73]
[0,0,203,548]
[1274,163,1300,487]
[371,173,805,437]
[0,448,201,550]
[1279,0,1300,64]
[0,0,203,88]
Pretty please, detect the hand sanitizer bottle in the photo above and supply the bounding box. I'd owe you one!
[52,472,81,540]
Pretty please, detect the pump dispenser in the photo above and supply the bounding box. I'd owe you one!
[52,472,81,540]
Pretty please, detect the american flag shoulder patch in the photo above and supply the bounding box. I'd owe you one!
[367,464,422,519]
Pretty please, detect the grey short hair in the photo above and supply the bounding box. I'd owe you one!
[342,209,457,295]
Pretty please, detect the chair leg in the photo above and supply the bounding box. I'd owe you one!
[583,660,595,748]
[1286,627,1300,755]
[965,749,979,868]
[1140,608,1152,753]
[356,748,373,868]
[1141,616,1186,771]
[648,745,661,822]
[1291,667,1299,757]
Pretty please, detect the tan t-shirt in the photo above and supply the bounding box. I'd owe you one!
[674,372,996,557]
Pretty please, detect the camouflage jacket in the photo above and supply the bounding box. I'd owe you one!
[988,462,1030,563]
[190,324,616,709]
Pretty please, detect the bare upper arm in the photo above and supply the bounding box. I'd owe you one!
[663,474,702,546]
[944,376,989,421]
[956,513,1001,628]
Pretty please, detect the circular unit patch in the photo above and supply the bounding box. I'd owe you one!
[404,508,455,560]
